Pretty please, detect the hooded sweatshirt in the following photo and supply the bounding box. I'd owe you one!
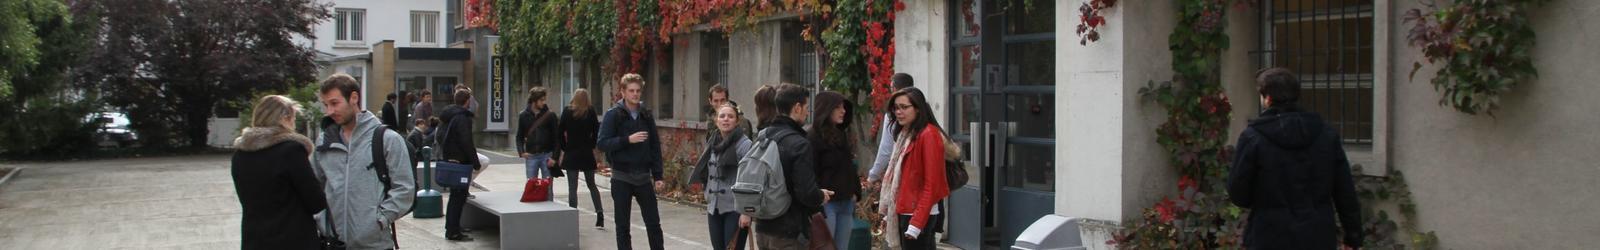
[313,110,416,250]
[1227,105,1362,249]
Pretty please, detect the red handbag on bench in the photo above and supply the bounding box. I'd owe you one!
[520,178,551,202]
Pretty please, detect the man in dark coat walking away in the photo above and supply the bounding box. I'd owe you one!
[1228,68,1362,250]
[437,87,482,242]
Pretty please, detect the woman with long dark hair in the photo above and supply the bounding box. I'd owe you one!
[878,88,955,249]
[690,102,754,250]
[809,90,859,250]
[560,88,605,228]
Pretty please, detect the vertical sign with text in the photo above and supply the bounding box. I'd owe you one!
[486,36,509,131]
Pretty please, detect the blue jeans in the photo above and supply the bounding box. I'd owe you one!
[708,212,748,250]
[822,198,855,250]
[524,153,551,179]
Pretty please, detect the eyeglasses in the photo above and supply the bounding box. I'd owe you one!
[894,104,915,111]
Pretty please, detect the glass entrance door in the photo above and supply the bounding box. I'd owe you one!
[947,0,1057,248]
[398,74,460,118]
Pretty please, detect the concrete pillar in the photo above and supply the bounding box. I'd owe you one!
[369,40,397,112]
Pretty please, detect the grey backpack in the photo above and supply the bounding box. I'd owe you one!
[732,128,792,220]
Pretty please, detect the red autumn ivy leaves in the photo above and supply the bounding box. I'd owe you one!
[466,0,496,29]
[1076,0,1117,45]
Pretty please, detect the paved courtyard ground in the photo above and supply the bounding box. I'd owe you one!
[0,152,715,249]
[0,150,962,249]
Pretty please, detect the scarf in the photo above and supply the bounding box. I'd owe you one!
[877,129,916,248]
[710,126,746,180]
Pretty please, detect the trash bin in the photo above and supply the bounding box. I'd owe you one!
[1012,215,1083,250]
[849,217,872,250]
[413,147,443,218]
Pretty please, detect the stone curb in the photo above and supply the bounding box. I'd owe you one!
[0,167,22,188]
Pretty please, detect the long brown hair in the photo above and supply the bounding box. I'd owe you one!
[892,87,940,137]
[809,91,852,149]
[569,88,593,117]
[752,85,777,129]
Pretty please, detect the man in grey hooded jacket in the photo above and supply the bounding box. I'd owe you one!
[313,74,416,249]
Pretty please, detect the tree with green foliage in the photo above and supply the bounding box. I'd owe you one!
[72,0,331,148]
[0,0,101,156]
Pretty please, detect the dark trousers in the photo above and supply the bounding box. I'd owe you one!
[612,179,664,250]
[566,168,605,226]
[753,229,807,250]
[898,214,943,250]
[445,186,470,235]
[709,212,749,250]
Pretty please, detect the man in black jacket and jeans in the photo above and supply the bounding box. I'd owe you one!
[597,73,667,250]
[517,87,561,180]
[754,84,833,249]
[1228,68,1362,250]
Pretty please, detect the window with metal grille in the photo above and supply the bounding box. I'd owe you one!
[448,0,460,43]
[699,32,727,120]
[1255,0,1375,144]
[335,9,364,43]
[797,45,819,88]
[411,11,439,46]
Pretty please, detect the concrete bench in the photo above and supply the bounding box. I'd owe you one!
[461,191,579,250]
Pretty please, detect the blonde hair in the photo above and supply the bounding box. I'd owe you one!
[620,73,645,88]
[569,88,592,117]
[251,95,301,131]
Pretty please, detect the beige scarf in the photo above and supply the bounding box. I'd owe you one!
[877,130,915,248]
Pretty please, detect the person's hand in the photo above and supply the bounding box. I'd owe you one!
[546,158,556,166]
[868,180,882,189]
[738,214,752,228]
[628,132,648,143]
[520,153,530,159]
[654,180,666,190]
[821,189,835,203]
[903,225,922,240]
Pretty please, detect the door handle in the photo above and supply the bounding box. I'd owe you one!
[969,121,987,170]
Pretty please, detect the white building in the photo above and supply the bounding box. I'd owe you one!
[296,0,463,116]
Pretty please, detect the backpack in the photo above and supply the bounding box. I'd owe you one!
[368,127,399,203]
[731,127,794,220]
[367,126,405,248]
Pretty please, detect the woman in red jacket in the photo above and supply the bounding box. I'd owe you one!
[877,87,951,249]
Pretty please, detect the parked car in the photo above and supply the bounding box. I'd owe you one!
[87,112,138,148]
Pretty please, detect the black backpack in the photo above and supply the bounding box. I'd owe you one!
[367,126,404,248]
[368,126,397,200]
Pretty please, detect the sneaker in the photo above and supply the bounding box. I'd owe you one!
[446,233,474,241]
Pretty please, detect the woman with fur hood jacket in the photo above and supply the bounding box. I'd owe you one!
[230,95,327,250]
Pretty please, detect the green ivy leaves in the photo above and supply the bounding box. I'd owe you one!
[1405,0,1549,115]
